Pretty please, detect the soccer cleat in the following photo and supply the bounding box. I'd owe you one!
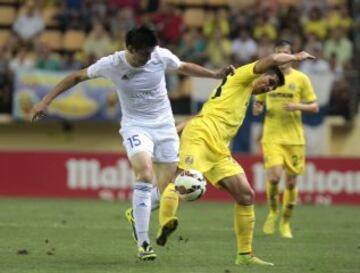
[138,241,157,261]
[125,208,137,243]
[279,221,293,238]
[262,213,278,235]
[156,217,178,246]
[235,253,274,266]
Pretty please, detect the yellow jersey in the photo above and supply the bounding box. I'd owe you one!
[198,62,259,144]
[256,68,316,145]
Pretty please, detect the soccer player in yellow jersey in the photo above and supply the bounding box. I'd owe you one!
[253,40,319,239]
[158,49,315,266]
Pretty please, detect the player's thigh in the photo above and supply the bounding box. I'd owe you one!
[205,156,243,188]
[262,143,284,169]
[283,145,305,176]
[153,162,178,193]
[152,122,179,163]
[120,127,154,159]
[218,172,254,205]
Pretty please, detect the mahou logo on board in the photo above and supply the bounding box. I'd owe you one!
[66,159,136,190]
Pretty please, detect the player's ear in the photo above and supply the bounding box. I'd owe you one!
[127,45,135,54]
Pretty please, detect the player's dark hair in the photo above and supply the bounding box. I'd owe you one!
[265,66,285,87]
[126,26,158,50]
[275,40,293,52]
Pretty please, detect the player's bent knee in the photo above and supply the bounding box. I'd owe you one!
[136,167,153,183]
[236,188,255,206]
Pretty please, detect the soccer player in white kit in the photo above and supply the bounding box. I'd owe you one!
[32,26,234,261]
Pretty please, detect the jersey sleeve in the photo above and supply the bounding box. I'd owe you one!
[158,47,182,70]
[301,74,317,102]
[231,61,258,86]
[87,54,115,79]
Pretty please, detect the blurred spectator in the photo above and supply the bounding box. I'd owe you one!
[299,44,331,75]
[140,0,160,13]
[253,15,277,41]
[206,28,232,68]
[228,8,252,39]
[151,2,184,45]
[303,7,327,40]
[111,30,127,52]
[0,48,12,113]
[12,1,45,43]
[203,9,230,39]
[109,0,140,11]
[83,22,113,59]
[304,33,322,53]
[257,34,274,58]
[324,27,353,67]
[231,30,257,66]
[35,43,61,70]
[327,4,352,33]
[177,28,206,65]
[279,6,302,34]
[9,47,35,71]
[110,8,136,35]
[55,0,92,31]
[328,77,352,121]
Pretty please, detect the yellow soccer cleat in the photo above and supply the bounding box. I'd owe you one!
[156,217,178,246]
[279,221,293,238]
[262,213,278,235]
[235,254,274,266]
[125,208,137,243]
[138,241,157,261]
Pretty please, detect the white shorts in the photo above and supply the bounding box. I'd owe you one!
[120,121,179,163]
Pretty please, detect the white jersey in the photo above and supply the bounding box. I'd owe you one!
[87,46,182,126]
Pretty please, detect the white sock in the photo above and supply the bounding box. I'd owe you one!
[151,186,160,211]
[133,182,152,247]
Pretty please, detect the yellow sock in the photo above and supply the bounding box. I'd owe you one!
[234,204,255,254]
[159,183,179,227]
[266,181,279,215]
[282,186,298,223]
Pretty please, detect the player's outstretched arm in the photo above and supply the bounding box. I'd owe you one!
[31,69,90,121]
[254,51,315,74]
[178,62,235,79]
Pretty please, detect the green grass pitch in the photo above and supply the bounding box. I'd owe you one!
[0,198,359,273]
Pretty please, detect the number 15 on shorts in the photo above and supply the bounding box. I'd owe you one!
[127,134,141,148]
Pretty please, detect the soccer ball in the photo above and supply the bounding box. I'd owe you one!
[174,169,206,201]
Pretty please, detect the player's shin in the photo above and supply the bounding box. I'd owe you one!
[159,183,179,227]
[282,185,298,223]
[234,204,255,254]
[266,181,279,215]
[132,182,152,246]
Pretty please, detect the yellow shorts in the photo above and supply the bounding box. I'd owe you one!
[178,117,244,187]
[262,143,305,175]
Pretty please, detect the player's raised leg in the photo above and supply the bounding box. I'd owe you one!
[263,165,282,235]
[279,174,298,238]
[130,151,157,260]
[219,173,273,266]
[154,162,179,246]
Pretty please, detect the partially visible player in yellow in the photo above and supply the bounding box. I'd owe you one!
[253,40,319,239]
[158,50,315,266]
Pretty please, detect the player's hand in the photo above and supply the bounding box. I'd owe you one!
[31,101,48,122]
[294,51,316,61]
[214,65,235,79]
[283,103,300,112]
[253,101,264,116]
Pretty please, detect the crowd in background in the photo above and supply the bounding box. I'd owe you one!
[0,0,359,121]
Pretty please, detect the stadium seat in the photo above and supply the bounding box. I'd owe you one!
[0,30,11,48]
[0,6,16,26]
[184,0,206,5]
[40,31,62,50]
[42,6,59,27]
[207,0,228,6]
[63,30,85,51]
[183,9,205,27]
